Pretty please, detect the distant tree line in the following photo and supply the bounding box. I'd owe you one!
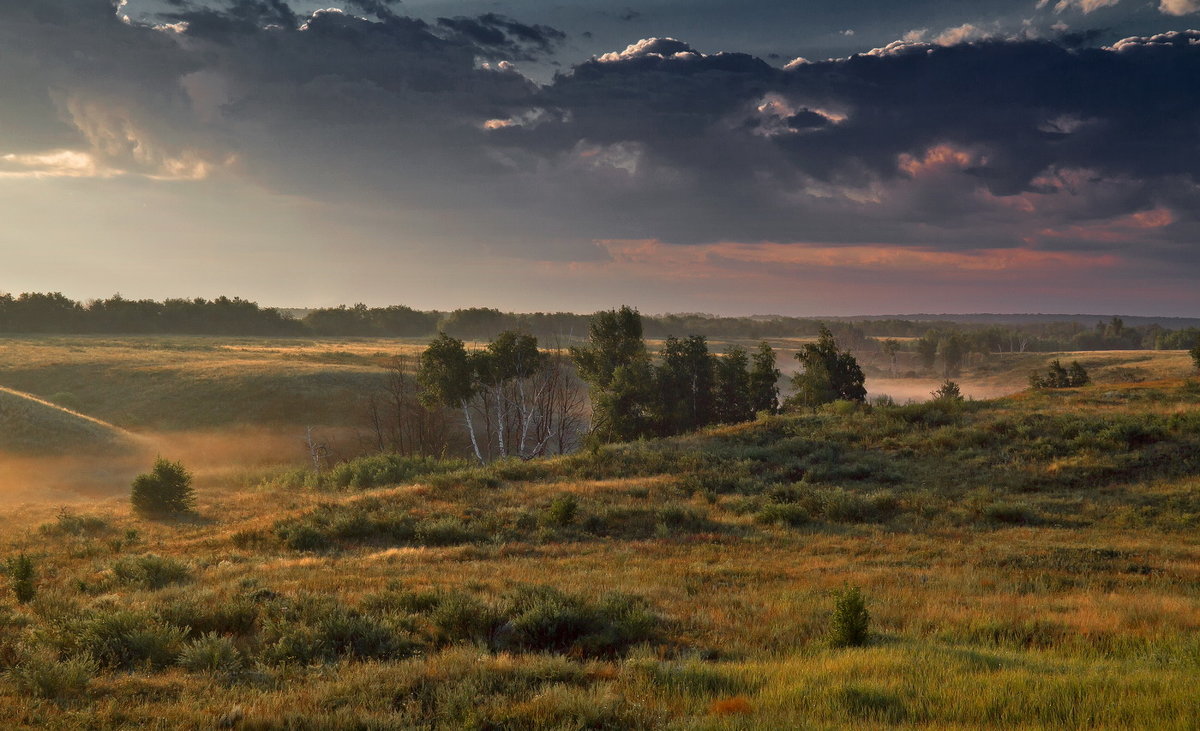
[0,293,305,335]
[2,294,1197,355]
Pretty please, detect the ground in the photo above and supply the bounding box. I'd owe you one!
[0,336,1197,728]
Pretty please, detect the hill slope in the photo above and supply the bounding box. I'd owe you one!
[0,386,138,455]
[0,379,1197,727]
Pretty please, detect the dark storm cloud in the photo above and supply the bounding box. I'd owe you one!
[436,13,567,59]
[2,0,1199,270]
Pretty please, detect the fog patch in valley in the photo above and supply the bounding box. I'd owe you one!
[0,425,354,506]
[866,377,1020,403]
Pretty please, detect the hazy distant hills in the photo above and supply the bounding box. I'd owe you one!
[830,314,1200,328]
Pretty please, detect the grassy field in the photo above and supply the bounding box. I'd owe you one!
[0,335,1197,727]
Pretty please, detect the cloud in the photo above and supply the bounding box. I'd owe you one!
[1039,0,1123,14]
[2,1,1199,278]
[1159,0,1200,15]
[435,13,566,59]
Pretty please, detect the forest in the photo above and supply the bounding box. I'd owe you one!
[3,292,1199,354]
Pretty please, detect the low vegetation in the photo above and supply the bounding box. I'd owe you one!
[0,327,1198,727]
[130,458,195,517]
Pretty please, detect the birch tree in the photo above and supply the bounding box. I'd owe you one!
[417,333,484,464]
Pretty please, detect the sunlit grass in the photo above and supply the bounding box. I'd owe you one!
[0,338,1198,726]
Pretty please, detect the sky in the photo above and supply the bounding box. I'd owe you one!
[1,0,1199,316]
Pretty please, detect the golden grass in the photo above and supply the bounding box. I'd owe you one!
[0,337,1198,727]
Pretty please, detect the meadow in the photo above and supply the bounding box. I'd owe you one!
[0,335,1197,728]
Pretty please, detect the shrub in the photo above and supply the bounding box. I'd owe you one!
[73,609,187,668]
[414,517,483,546]
[40,509,111,537]
[500,586,661,658]
[6,650,97,701]
[544,495,579,527]
[112,554,190,590]
[1030,359,1089,389]
[829,585,870,648]
[275,523,331,552]
[755,503,810,527]
[261,622,327,666]
[324,454,469,491]
[315,611,415,660]
[178,633,244,677]
[130,458,195,517]
[431,592,502,645]
[984,502,1036,525]
[931,380,964,402]
[6,553,36,604]
[362,588,442,615]
[159,595,259,636]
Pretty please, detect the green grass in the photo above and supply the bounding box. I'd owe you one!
[0,350,1198,727]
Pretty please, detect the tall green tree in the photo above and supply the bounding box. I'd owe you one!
[417,333,484,463]
[713,346,753,424]
[748,341,781,414]
[571,307,655,442]
[790,326,866,408]
[880,339,901,376]
[655,335,716,434]
[570,306,646,391]
[594,359,657,442]
[1191,341,1200,371]
[938,334,967,378]
[915,335,938,372]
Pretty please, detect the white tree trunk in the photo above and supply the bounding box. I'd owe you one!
[461,400,485,465]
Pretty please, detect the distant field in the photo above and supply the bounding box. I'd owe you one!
[0,335,431,502]
[0,335,1192,505]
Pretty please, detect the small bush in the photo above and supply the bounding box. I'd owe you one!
[324,454,469,490]
[6,553,36,604]
[431,592,502,645]
[931,380,964,402]
[414,516,483,546]
[130,458,195,517]
[316,612,415,660]
[40,509,111,537]
[544,495,579,527]
[73,610,187,669]
[7,650,97,701]
[178,633,244,677]
[1030,359,1089,389]
[755,503,811,527]
[275,523,331,552]
[362,588,442,615]
[500,586,661,658]
[829,585,870,648]
[159,595,259,636]
[984,502,1037,525]
[112,554,190,590]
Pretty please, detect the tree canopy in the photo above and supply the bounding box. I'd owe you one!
[790,326,866,407]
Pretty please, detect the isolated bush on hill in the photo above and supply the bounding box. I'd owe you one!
[1029,359,1089,389]
[829,585,870,648]
[131,458,195,517]
[931,380,964,402]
